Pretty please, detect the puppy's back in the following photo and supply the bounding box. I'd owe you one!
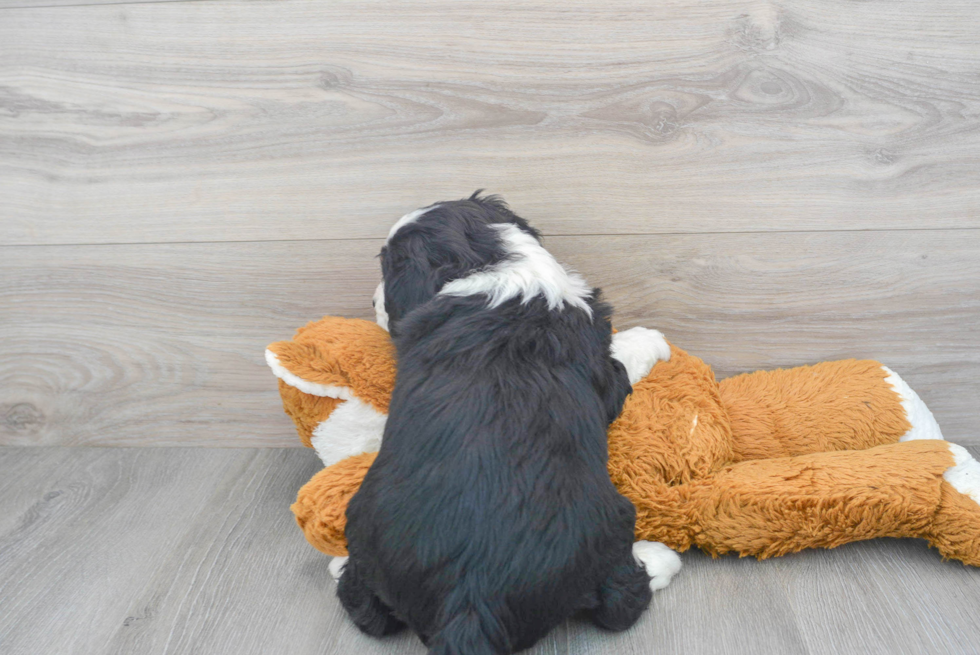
[346,295,636,652]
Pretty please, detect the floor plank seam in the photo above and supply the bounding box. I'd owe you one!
[3,225,980,250]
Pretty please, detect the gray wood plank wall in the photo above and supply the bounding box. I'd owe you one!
[2,0,978,447]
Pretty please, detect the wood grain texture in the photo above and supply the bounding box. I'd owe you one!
[0,447,261,655]
[777,539,980,655]
[2,229,977,447]
[570,536,980,655]
[0,0,189,10]
[0,446,568,655]
[2,0,980,245]
[2,446,979,655]
[0,239,384,447]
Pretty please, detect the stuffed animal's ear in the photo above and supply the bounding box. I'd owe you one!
[266,341,354,400]
[273,378,345,448]
[266,316,396,410]
[266,317,396,463]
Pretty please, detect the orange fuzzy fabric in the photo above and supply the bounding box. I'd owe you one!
[277,381,342,448]
[292,452,378,557]
[930,481,980,567]
[719,360,912,461]
[267,317,396,414]
[624,440,956,556]
[271,317,980,568]
[678,440,955,558]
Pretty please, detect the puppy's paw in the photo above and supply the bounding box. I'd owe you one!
[328,555,349,581]
[632,541,682,592]
[611,327,671,385]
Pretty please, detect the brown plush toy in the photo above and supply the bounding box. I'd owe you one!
[267,316,980,588]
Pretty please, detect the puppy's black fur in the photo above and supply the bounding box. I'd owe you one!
[340,193,652,654]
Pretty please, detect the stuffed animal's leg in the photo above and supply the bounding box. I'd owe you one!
[718,359,942,461]
[292,452,378,557]
[930,444,980,565]
[677,440,980,565]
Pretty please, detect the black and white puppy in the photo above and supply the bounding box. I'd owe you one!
[338,193,677,655]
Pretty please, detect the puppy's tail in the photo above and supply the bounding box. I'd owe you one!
[428,607,506,655]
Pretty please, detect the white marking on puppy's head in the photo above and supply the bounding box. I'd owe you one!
[373,282,389,331]
[386,205,437,243]
[439,223,593,317]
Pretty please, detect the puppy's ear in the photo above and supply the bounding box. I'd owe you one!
[380,238,441,336]
[384,262,439,335]
[381,213,505,335]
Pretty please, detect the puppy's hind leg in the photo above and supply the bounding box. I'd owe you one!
[590,552,653,632]
[591,541,682,631]
[336,558,405,637]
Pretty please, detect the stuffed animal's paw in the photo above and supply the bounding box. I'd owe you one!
[631,541,682,592]
[611,327,671,385]
[928,444,980,567]
[946,444,980,504]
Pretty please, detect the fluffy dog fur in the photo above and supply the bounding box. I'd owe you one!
[339,193,653,654]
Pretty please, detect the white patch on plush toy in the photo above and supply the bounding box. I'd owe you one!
[611,327,671,385]
[632,541,682,592]
[373,281,389,331]
[881,366,944,442]
[329,556,348,581]
[439,223,593,317]
[946,444,980,505]
[265,349,355,400]
[311,397,388,467]
[387,206,437,242]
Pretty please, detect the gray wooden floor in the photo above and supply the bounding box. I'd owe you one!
[1,446,979,655]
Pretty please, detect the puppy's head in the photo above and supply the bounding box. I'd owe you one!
[376,191,538,336]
